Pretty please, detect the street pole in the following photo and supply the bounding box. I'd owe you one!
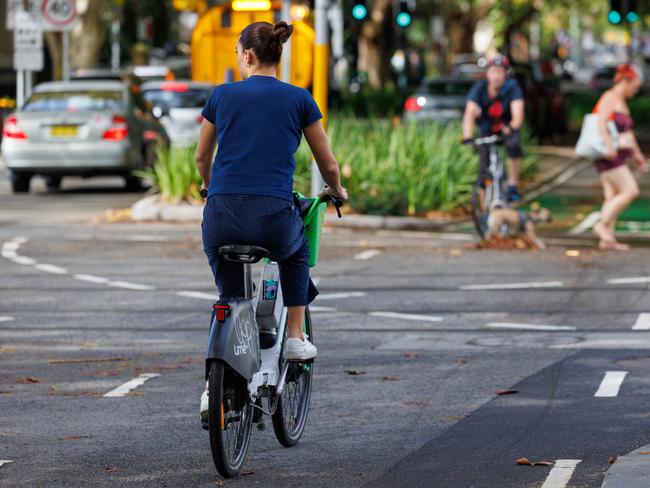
[16,70,24,108]
[311,0,328,195]
[280,0,291,82]
[111,19,120,71]
[25,70,32,100]
[62,31,70,81]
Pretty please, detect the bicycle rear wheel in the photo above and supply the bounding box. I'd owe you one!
[272,307,314,447]
[208,360,253,478]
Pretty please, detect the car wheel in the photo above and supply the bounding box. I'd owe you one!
[45,176,62,191]
[124,173,144,191]
[11,173,31,193]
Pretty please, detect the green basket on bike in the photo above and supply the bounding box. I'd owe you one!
[295,192,327,267]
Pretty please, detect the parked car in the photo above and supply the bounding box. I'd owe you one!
[141,80,213,145]
[1,80,168,193]
[403,78,475,123]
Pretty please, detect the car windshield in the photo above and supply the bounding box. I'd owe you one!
[426,81,474,96]
[143,88,211,111]
[23,90,123,112]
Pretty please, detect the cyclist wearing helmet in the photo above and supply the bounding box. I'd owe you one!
[462,54,525,202]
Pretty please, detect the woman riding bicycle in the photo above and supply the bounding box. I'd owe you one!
[195,21,347,369]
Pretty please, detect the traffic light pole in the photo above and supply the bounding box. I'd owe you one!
[311,0,328,195]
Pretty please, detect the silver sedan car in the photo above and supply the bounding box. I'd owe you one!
[403,78,476,124]
[141,81,213,146]
[1,80,168,193]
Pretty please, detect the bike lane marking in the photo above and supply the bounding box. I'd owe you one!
[0,460,13,467]
[103,373,161,398]
[608,276,650,285]
[460,281,564,291]
[107,281,156,291]
[369,311,443,322]
[568,211,601,235]
[540,459,582,488]
[0,316,14,322]
[595,371,628,397]
[486,322,576,331]
[317,292,366,300]
[34,264,68,274]
[354,249,382,260]
[73,274,110,284]
[175,290,218,300]
[632,313,650,330]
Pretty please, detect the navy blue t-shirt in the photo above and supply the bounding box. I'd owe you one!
[467,78,523,135]
[201,76,322,201]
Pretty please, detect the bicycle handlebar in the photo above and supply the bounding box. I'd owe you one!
[319,194,344,218]
[473,135,503,146]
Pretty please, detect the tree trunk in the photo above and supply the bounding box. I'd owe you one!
[357,0,393,89]
[44,32,63,81]
[71,0,109,69]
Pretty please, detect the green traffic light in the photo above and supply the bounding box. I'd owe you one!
[396,11,411,27]
[608,10,622,24]
[626,11,639,23]
[352,4,367,20]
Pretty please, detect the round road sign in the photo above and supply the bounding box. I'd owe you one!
[41,0,77,29]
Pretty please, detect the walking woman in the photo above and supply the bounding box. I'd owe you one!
[195,21,347,420]
[592,64,647,250]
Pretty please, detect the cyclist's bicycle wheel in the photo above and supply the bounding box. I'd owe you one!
[471,179,490,238]
[272,307,314,447]
[208,360,253,478]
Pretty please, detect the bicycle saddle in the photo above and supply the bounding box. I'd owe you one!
[219,245,270,263]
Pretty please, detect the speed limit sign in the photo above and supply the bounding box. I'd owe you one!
[41,0,77,31]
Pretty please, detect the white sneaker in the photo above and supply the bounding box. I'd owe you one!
[285,336,317,361]
[200,382,209,429]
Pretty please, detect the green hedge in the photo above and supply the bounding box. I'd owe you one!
[567,90,650,129]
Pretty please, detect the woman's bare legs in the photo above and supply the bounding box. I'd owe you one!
[594,165,639,250]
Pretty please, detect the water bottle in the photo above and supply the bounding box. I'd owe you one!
[256,261,283,348]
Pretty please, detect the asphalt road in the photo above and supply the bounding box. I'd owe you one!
[2,171,650,488]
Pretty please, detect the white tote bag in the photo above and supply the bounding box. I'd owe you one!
[575,114,619,159]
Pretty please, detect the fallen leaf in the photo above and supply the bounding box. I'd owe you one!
[516,458,532,465]
[49,386,57,396]
[58,435,89,442]
[496,389,519,396]
[609,456,618,465]
[240,470,255,476]
[102,467,120,473]
[533,461,554,466]
[403,352,422,359]
[344,369,366,376]
[455,358,470,365]
[565,250,581,257]
[405,400,425,407]
[380,376,400,382]
[15,377,39,384]
[516,458,554,466]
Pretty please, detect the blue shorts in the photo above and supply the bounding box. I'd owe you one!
[202,195,318,307]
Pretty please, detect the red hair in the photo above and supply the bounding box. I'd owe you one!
[614,64,639,83]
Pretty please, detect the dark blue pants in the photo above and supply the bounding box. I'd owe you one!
[202,195,318,307]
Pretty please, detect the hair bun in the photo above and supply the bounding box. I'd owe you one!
[272,21,294,44]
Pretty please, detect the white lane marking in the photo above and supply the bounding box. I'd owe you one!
[13,237,28,244]
[34,264,68,274]
[369,311,443,322]
[460,281,564,291]
[540,459,582,488]
[176,290,218,300]
[107,281,155,291]
[0,460,14,467]
[9,256,36,266]
[317,292,366,300]
[486,322,576,331]
[310,306,338,312]
[74,274,110,284]
[632,313,650,331]
[0,316,15,322]
[569,211,601,235]
[354,249,382,260]
[103,373,160,398]
[595,371,628,397]
[608,276,650,285]
[2,242,20,252]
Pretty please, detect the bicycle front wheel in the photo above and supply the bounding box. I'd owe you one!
[272,307,314,447]
[208,361,253,478]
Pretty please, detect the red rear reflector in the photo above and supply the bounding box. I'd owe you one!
[213,303,231,323]
[102,127,128,140]
[404,97,423,112]
[161,82,188,92]
[2,116,27,139]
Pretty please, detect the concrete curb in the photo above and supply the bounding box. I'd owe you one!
[324,212,464,231]
[601,444,650,488]
[131,195,203,221]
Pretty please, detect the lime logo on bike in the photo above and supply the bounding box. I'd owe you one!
[263,279,278,300]
[233,314,254,357]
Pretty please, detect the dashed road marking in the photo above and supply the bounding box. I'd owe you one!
[354,249,382,260]
[460,281,564,291]
[369,311,443,322]
[107,281,156,291]
[0,460,14,467]
[34,264,68,274]
[176,290,218,300]
[0,316,14,322]
[317,292,366,300]
[569,211,601,235]
[608,276,650,285]
[540,459,582,488]
[9,256,36,266]
[632,313,650,331]
[103,373,160,398]
[310,306,338,313]
[595,371,628,397]
[74,274,110,284]
[485,322,576,331]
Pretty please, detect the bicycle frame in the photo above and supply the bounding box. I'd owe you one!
[475,135,507,210]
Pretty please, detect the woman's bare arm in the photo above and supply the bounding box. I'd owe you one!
[195,119,217,189]
[303,121,347,200]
